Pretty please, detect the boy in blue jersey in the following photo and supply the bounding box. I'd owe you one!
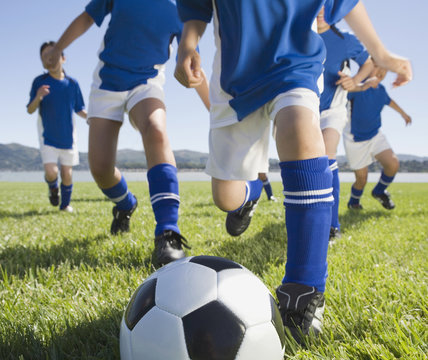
[27,41,87,213]
[344,67,412,210]
[174,0,412,342]
[317,7,375,240]
[45,0,209,266]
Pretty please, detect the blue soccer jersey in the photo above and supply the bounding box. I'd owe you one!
[177,0,359,120]
[320,27,369,112]
[85,0,183,91]
[28,74,85,149]
[347,84,391,141]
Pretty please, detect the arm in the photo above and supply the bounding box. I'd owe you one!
[27,85,50,114]
[336,58,375,91]
[175,20,207,88]
[194,69,210,110]
[77,109,88,119]
[344,1,412,87]
[388,99,412,125]
[46,12,94,68]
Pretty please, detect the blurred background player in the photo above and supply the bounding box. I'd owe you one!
[317,7,374,240]
[27,41,87,213]
[175,0,412,343]
[344,67,412,210]
[259,172,278,202]
[46,0,209,266]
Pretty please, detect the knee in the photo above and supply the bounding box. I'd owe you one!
[90,159,114,183]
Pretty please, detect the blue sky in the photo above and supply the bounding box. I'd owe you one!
[1,0,426,158]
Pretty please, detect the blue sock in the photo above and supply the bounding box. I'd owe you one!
[228,179,263,213]
[45,177,58,189]
[329,159,340,230]
[263,178,273,199]
[148,163,180,236]
[348,186,364,206]
[281,157,333,293]
[101,176,136,211]
[60,183,73,209]
[373,171,395,194]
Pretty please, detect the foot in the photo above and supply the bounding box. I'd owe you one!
[347,202,363,210]
[329,227,341,240]
[154,230,190,266]
[49,187,59,206]
[110,198,138,235]
[269,196,278,202]
[225,198,259,236]
[276,283,325,344]
[372,190,395,210]
[60,205,73,213]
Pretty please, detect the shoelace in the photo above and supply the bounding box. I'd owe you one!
[165,231,191,249]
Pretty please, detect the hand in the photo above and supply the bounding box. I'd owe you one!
[36,85,50,101]
[386,55,413,88]
[403,113,412,126]
[363,76,381,89]
[336,71,358,91]
[175,47,203,88]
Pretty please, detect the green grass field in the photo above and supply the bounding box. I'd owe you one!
[0,181,427,359]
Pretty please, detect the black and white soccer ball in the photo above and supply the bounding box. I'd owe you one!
[120,255,285,360]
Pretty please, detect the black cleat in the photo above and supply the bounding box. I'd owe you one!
[110,198,138,235]
[372,190,395,210]
[225,199,259,236]
[347,202,363,210]
[329,227,341,240]
[154,230,190,266]
[276,283,325,344]
[49,187,60,206]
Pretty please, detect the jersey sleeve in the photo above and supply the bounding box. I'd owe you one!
[344,32,369,66]
[324,0,359,25]
[85,0,113,27]
[176,0,213,23]
[380,86,391,106]
[73,81,85,113]
[27,78,40,106]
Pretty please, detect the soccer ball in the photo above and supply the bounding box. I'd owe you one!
[120,255,286,360]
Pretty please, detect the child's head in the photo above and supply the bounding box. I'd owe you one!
[317,7,330,33]
[40,41,65,72]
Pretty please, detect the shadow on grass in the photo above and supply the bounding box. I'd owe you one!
[0,233,150,277]
[0,209,58,219]
[209,221,287,277]
[339,208,392,233]
[0,309,123,360]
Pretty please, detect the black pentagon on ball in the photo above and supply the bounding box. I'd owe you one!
[124,278,157,330]
[183,300,246,360]
[269,294,286,348]
[189,255,243,272]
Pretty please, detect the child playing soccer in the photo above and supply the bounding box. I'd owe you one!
[174,0,412,342]
[259,173,278,202]
[317,7,375,240]
[344,67,412,210]
[27,41,87,213]
[45,0,209,266]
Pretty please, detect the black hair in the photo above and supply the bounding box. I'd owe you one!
[40,41,64,56]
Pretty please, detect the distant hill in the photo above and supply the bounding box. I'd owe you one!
[1,143,427,172]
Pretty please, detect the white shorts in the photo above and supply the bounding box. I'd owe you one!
[87,60,165,126]
[40,144,79,166]
[343,130,391,170]
[205,88,320,180]
[320,107,348,135]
